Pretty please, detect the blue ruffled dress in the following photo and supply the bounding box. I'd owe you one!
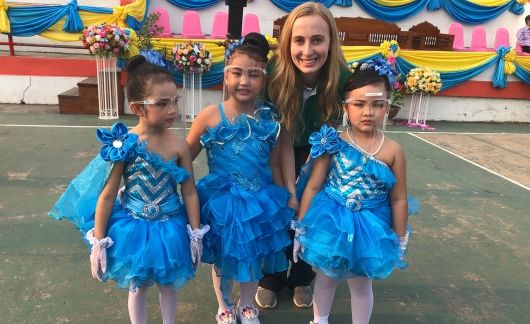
[49,123,195,290]
[197,104,293,282]
[297,125,414,280]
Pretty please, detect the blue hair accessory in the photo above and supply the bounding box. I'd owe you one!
[225,37,246,61]
[359,57,398,86]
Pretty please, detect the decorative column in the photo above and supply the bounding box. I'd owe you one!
[96,56,119,119]
[182,71,202,122]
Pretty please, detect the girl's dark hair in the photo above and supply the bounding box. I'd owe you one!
[344,65,392,95]
[229,32,270,64]
[126,55,174,101]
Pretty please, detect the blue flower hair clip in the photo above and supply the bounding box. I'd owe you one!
[224,37,246,61]
[359,57,398,86]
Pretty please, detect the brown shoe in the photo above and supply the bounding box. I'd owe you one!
[293,286,313,308]
[254,287,277,309]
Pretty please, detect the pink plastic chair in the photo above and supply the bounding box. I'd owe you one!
[152,8,172,38]
[470,26,488,51]
[210,11,228,39]
[242,13,260,36]
[448,22,464,50]
[493,28,510,49]
[181,10,205,39]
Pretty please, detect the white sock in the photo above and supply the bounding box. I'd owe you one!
[347,277,373,324]
[128,287,148,324]
[313,272,339,322]
[313,315,330,324]
[158,285,178,324]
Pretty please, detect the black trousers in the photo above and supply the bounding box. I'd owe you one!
[259,145,316,292]
[522,45,530,54]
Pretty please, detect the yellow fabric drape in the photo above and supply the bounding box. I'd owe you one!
[515,56,530,72]
[342,46,380,62]
[111,0,146,27]
[374,0,511,7]
[373,0,415,6]
[399,50,496,71]
[0,0,10,33]
[125,29,139,58]
[468,0,511,6]
[39,1,146,41]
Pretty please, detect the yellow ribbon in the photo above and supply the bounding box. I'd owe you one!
[0,0,10,33]
[124,28,139,58]
[503,48,516,74]
[112,0,146,28]
[375,0,513,7]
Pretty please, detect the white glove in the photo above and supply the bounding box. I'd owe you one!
[290,220,305,263]
[86,229,114,281]
[293,238,305,263]
[187,224,210,268]
[398,231,410,260]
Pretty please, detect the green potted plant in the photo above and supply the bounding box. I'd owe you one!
[389,87,404,120]
[137,12,167,66]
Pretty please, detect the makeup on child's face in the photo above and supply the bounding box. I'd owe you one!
[224,66,267,81]
[224,54,266,103]
[344,86,389,130]
[290,14,330,80]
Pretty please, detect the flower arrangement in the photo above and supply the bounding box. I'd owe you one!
[405,67,442,94]
[172,41,211,73]
[81,24,130,57]
[380,40,400,65]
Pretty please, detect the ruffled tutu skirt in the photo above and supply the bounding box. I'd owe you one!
[197,174,293,282]
[103,204,195,290]
[299,191,407,280]
[57,202,195,290]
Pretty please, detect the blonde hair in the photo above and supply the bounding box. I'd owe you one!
[268,2,348,135]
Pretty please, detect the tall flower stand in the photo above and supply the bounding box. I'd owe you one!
[404,92,435,130]
[182,72,202,123]
[96,56,119,119]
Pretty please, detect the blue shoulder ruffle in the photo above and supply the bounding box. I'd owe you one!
[308,125,343,158]
[201,109,280,148]
[97,122,138,162]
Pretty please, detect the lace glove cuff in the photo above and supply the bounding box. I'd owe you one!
[290,219,305,237]
[86,228,114,248]
[186,224,210,268]
[86,229,113,281]
[186,224,210,241]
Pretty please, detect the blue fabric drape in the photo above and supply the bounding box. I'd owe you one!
[335,0,353,6]
[514,65,530,85]
[492,46,510,88]
[165,0,220,10]
[432,0,513,24]
[6,0,147,37]
[355,0,431,21]
[395,56,498,91]
[508,2,525,15]
[8,3,80,36]
[271,0,337,12]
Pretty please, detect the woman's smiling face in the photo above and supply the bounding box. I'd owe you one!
[290,14,330,83]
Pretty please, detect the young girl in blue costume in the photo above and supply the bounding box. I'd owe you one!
[293,59,414,324]
[186,33,293,324]
[49,55,208,324]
